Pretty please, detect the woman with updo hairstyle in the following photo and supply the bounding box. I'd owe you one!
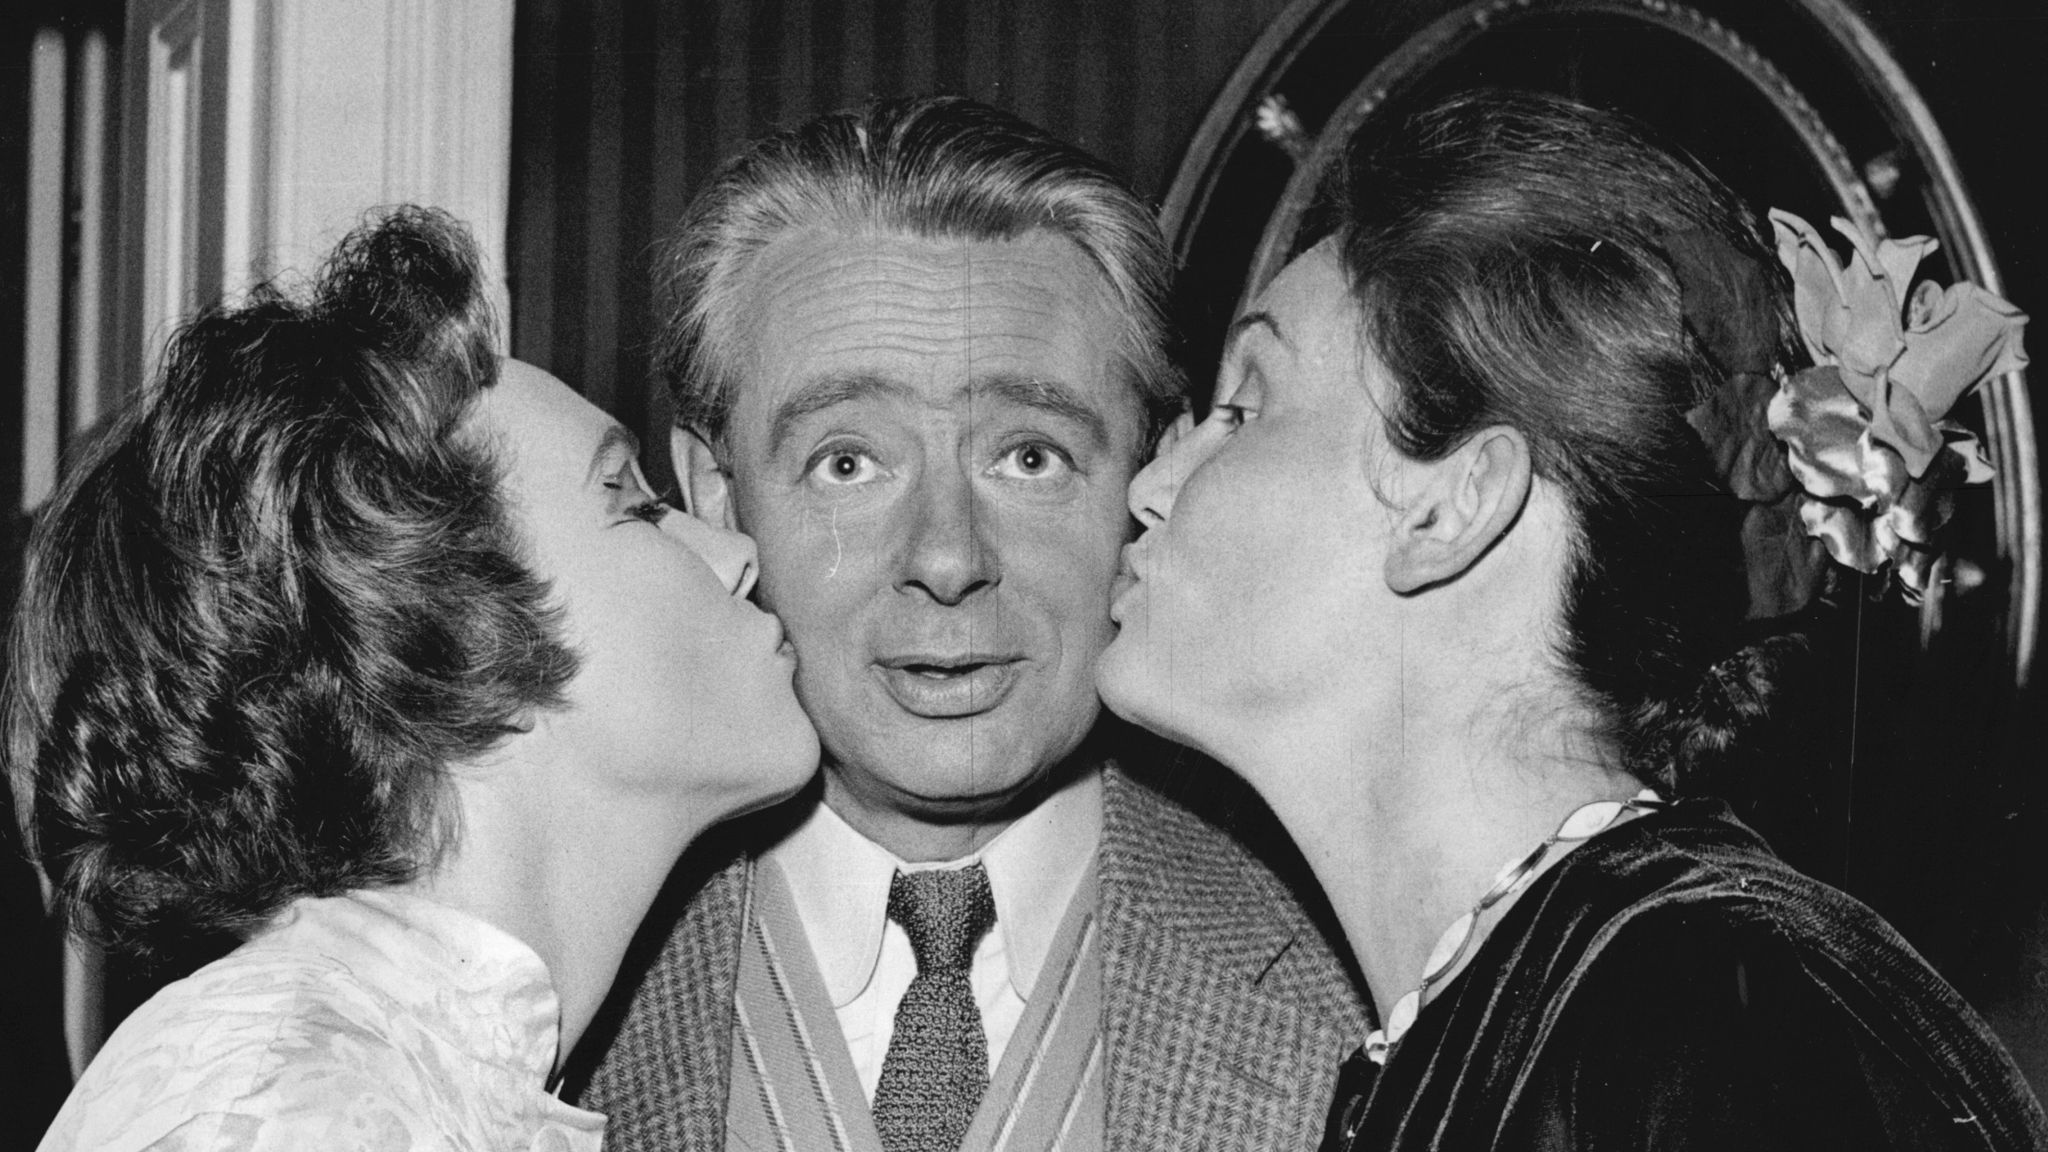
[10,208,818,1150]
[1098,90,2047,1149]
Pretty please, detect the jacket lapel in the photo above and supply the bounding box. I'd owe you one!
[1099,764,1368,1152]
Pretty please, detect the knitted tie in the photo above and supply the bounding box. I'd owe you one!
[871,863,998,1152]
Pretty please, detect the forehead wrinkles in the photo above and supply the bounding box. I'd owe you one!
[742,230,1105,370]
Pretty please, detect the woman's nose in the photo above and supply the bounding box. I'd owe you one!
[1128,410,1197,528]
[666,510,760,597]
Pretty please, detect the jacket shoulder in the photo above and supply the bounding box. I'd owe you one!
[566,833,751,1149]
[1101,759,1367,1031]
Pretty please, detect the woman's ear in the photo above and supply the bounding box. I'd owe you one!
[1383,426,1532,593]
[671,425,737,529]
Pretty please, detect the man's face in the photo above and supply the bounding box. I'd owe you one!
[714,227,1143,823]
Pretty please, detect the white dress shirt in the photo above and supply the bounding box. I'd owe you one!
[765,767,1104,1100]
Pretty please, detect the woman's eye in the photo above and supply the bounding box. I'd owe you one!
[808,449,882,486]
[627,496,674,525]
[989,442,1072,481]
[604,473,675,526]
[1214,403,1258,430]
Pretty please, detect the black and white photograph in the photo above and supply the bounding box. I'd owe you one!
[5,1,2048,1149]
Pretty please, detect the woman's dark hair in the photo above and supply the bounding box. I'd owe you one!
[1308,89,1801,790]
[3,207,578,963]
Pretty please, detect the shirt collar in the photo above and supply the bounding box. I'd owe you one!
[767,765,1103,1007]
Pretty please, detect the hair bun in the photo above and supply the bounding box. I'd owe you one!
[1670,632,1809,784]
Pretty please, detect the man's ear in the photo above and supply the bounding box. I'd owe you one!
[1383,426,1532,594]
[671,425,737,530]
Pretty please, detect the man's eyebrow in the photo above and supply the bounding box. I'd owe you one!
[1222,310,1286,360]
[975,374,1109,450]
[587,424,640,484]
[768,374,915,455]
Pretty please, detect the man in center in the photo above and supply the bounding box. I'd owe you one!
[579,96,1368,1152]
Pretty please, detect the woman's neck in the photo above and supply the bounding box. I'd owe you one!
[401,751,708,1082]
[1246,679,1638,1025]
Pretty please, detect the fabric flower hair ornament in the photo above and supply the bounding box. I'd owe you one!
[1767,209,2028,601]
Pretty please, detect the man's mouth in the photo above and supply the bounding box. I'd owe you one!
[874,655,1024,718]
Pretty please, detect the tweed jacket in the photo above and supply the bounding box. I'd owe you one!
[576,761,1371,1152]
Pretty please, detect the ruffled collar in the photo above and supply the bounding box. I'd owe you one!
[248,888,566,1086]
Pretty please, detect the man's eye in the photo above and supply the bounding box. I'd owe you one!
[989,442,1072,481]
[808,449,882,486]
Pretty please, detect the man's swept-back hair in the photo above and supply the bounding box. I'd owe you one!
[654,95,1183,445]
[3,207,578,965]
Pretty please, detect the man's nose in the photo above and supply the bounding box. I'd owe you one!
[1129,410,1197,528]
[896,466,996,606]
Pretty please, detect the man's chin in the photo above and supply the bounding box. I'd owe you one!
[825,758,1062,822]
[817,720,1098,843]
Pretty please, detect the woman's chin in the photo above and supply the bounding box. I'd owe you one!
[707,707,822,822]
[760,718,824,805]
[1096,636,1204,752]
[1094,633,1144,713]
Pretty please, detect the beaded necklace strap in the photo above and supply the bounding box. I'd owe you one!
[1362,788,1667,1065]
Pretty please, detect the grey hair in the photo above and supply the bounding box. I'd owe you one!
[653,96,1184,448]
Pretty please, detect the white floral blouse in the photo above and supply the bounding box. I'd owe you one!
[37,888,606,1152]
